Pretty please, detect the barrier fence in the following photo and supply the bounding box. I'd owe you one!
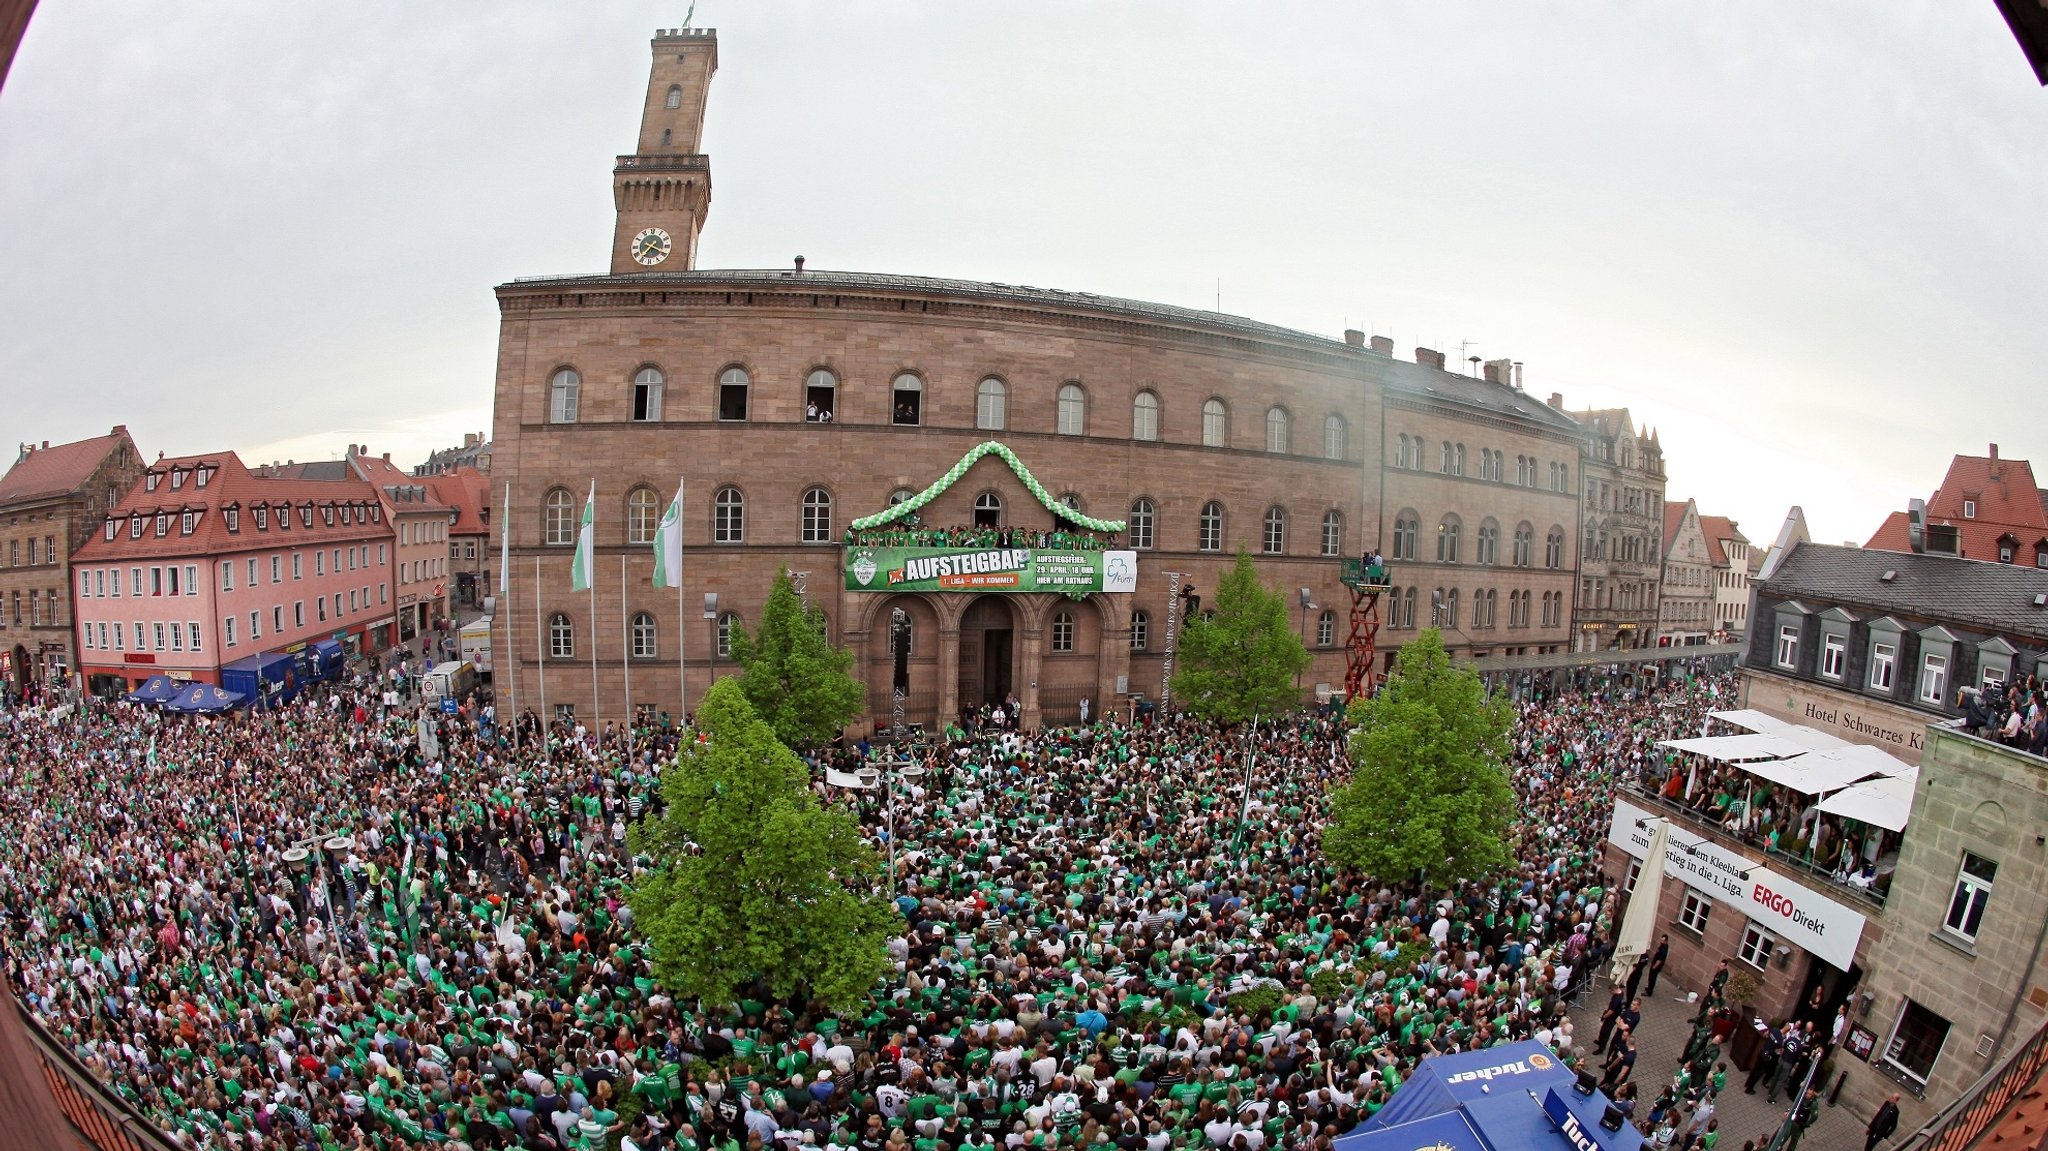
[12,999,183,1151]
[1892,1010,2048,1151]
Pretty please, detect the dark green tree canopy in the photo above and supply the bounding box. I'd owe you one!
[629,679,898,1011]
[1170,546,1310,723]
[728,567,866,747]
[1324,629,1515,887]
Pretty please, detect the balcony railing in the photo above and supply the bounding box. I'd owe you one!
[1620,781,1890,910]
[615,153,710,171]
[10,997,183,1151]
[1893,1010,2048,1151]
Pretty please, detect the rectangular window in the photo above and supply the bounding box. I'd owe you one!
[271,556,281,583]
[1679,889,1712,933]
[292,553,302,580]
[98,622,109,650]
[315,550,325,576]
[152,622,166,651]
[169,622,183,651]
[317,597,327,622]
[111,622,123,651]
[1883,999,1953,1086]
[1623,860,1642,894]
[273,606,283,634]
[1774,624,1798,669]
[379,544,387,565]
[250,611,260,640]
[1920,652,1948,704]
[1870,641,1896,691]
[1944,853,1996,943]
[225,615,236,647]
[349,589,358,612]
[184,565,196,596]
[1739,923,1776,970]
[220,562,233,592]
[96,569,106,598]
[294,602,305,628]
[247,558,257,586]
[151,567,163,597]
[1821,633,1845,680]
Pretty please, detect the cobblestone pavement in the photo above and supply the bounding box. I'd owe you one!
[1569,975,1863,1151]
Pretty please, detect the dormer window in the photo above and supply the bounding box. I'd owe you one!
[104,520,117,541]
[145,473,160,492]
[300,504,313,528]
[225,507,240,532]
[371,506,381,523]
[1963,499,1977,519]
[181,511,198,534]
[129,515,143,539]
[154,514,168,537]
[169,468,184,490]
[255,505,268,530]
[322,504,334,527]
[196,466,212,487]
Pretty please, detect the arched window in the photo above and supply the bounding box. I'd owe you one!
[1057,384,1087,435]
[801,487,833,544]
[1443,588,1460,629]
[976,377,1007,430]
[664,85,683,110]
[1546,527,1566,569]
[1400,586,1417,629]
[1513,523,1534,567]
[1051,609,1076,653]
[1323,414,1347,460]
[716,612,739,658]
[627,486,660,544]
[1201,398,1227,447]
[1395,434,1411,469]
[549,612,574,658]
[1132,390,1160,442]
[632,367,664,422]
[888,488,915,507]
[1316,610,1336,648]
[805,369,836,422]
[1058,492,1083,511]
[1441,441,1454,473]
[543,488,575,546]
[713,487,744,544]
[1393,512,1419,561]
[1265,407,1291,453]
[1263,506,1287,555]
[1322,510,1343,557]
[1476,519,1499,565]
[1128,498,1156,550]
[1198,502,1223,552]
[1454,443,1466,476]
[892,373,923,425]
[549,368,580,424]
[717,367,749,422]
[1437,516,1461,564]
[1130,609,1150,652]
[973,492,1002,529]
[631,612,658,659]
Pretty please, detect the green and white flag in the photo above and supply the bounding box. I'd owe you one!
[652,480,684,588]
[569,482,595,591]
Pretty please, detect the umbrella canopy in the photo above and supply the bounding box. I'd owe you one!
[164,682,247,714]
[1816,769,1919,832]
[126,674,182,704]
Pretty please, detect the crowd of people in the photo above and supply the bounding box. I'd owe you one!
[842,525,1118,552]
[0,661,1765,1151]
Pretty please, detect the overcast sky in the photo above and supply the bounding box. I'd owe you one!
[2,2,2043,547]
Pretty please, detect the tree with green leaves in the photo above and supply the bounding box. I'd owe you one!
[628,679,898,1011]
[728,567,866,747]
[1324,629,1515,888]
[1170,546,1311,723]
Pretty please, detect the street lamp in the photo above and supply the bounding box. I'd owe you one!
[857,758,927,895]
[703,592,719,685]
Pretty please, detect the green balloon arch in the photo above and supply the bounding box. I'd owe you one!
[847,441,1128,534]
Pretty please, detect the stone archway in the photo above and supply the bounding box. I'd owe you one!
[861,594,943,735]
[957,596,1021,713]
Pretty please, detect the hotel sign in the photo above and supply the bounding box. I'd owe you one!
[1741,672,1929,765]
[845,546,1138,595]
[1608,797,1867,970]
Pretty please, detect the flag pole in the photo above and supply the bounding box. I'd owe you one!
[675,480,687,727]
[500,482,515,747]
[535,554,548,736]
[620,553,631,733]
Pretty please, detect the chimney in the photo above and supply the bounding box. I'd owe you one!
[41,440,49,449]
[1483,358,1513,385]
[463,433,479,449]
[1414,347,1447,371]
[1512,361,1523,389]
[1548,392,1565,410]
[1343,329,1364,348]
[1369,335,1393,356]
[1989,443,1998,462]
[382,452,390,462]
[793,255,805,274]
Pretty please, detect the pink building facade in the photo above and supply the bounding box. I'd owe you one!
[71,452,398,693]
[347,449,453,653]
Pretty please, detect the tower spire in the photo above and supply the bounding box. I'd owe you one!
[609,26,717,274]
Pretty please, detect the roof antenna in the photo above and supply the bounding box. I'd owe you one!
[1457,339,1480,375]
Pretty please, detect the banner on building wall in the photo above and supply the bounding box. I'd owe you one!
[844,546,1138,595]
[1608,797,1867,970]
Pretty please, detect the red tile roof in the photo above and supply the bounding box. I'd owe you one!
[0,428,132,505]
[72,451,389,562]
[1865,450,2048,563]
[1696,514,1744,568]
[422,468,492,536]
[1663,500,1687,545]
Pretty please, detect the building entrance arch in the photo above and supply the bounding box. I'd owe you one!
[958,596,1018,712]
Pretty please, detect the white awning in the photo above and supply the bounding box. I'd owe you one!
[1659,733,1812,761]
[1736,750,1890,796]
[1816,769,1919,832]
[1795,742,1917,779]
[1710,708,1799,734]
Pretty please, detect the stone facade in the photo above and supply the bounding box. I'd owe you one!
[1566,404,1666,651]
[1378,348,1580,667]
[1838,727,2048,1130]
[0,427,144,697]
[1659,499,1714,645]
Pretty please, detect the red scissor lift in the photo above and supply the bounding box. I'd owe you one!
[1341,557,1389,701]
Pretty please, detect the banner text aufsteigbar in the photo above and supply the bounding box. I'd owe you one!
[844,546,1139,595]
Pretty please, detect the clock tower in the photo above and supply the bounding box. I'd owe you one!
[610,27,716,275]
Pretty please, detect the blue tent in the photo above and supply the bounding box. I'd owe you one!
[126,674,182,704]
[163,682,247,714]
[1336,1042,1641,1151]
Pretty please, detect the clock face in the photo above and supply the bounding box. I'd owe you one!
[631,227,673,266]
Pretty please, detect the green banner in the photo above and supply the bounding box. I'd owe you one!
[845,546,1139,595]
